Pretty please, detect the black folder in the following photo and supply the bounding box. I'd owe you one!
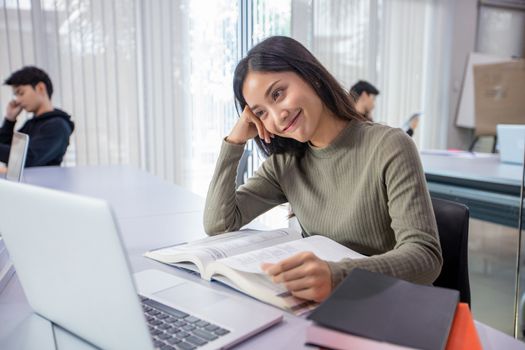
[308,269,459,350]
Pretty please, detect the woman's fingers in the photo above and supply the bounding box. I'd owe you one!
[228,104,274,144]
[252,117,271,143]
[281,275,313,291]
[242,105,272,143]
[253,118,270,143]
[261,252,333,302]
[262,252,307,278]
[290,288,324,302]
[228,106,262,144]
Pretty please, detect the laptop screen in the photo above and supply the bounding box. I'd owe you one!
[6,132,29,182]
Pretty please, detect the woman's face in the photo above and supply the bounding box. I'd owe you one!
[242,70,325,143]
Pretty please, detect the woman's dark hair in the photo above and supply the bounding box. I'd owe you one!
[233,36,364,157]
[4,66,54,98]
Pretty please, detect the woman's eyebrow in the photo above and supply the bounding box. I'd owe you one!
[264,80,281,99]
[250,79,282,110]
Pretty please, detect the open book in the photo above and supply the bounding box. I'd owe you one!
[144,229,366,314]
[0,237,15,293]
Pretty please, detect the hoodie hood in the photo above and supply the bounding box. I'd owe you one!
[34,108,75,132]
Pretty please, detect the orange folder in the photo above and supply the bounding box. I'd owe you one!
[445,303,482,350]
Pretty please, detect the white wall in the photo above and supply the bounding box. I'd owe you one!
[446,0,525,150]
[446,0,479,150]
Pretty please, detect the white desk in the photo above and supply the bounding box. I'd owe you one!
[21,165,205,219]
[421,152,523,228]
[1,165,524,349]
[421,152,522,193]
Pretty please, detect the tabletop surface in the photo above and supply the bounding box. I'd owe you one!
[1,165,524,350]
[420,152,523,188]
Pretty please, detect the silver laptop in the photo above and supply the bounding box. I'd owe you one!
[0,181,282,350]
[497,124,525,165]
[5,131,29,181]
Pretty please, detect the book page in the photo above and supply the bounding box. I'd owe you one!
[148,228,301,265]
[216,235,366,274]
[211,268,318,315]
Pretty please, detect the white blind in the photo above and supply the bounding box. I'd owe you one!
[0,0,451,194]
[0,0,242,195]
[375,0,428,133]
[292,0,450,150]
[311,0,374,90]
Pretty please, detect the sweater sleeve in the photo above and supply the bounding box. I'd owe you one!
[327,129,443,287]
[203,139,288,235]
[0,118,16,164]
[24,118,72,167]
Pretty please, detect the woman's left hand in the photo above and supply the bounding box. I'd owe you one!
[261,252,332,302]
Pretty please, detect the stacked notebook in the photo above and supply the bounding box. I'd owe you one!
[0,236,15,293]
[306,269,480,350]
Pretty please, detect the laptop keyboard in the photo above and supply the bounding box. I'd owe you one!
[141,296,230,350]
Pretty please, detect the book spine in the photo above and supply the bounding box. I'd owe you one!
[0,262,15,294]
[0,247,11,271]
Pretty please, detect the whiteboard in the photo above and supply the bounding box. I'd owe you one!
[455,52,512,128]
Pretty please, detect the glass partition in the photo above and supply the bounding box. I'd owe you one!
[516,150,525,339]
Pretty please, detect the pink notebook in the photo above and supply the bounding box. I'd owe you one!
[306,324,413,350]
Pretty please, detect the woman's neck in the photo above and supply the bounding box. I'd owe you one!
[309,111,349,148]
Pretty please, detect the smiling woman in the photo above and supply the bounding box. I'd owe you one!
[203,36,443,303]
[230,36,365,157]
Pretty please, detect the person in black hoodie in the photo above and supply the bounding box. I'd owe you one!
[0,66,74,167]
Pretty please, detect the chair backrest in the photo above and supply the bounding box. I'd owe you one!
[6,132,30,182]
[431,197,471,305]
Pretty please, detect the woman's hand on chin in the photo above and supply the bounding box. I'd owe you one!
[227,105,274,145]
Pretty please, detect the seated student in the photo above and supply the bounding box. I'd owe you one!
[204,36,442,303]
[349,80,379,121]
[0,66,75,167]
[351,80,421,138]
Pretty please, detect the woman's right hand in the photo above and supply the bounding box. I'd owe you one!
[226,106,273,145]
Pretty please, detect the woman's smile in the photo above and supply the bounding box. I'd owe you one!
[282,109,302,133]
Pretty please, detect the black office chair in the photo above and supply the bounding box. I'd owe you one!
[431,197,471,306]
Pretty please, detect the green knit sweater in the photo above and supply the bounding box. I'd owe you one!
[204,119,442,287]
